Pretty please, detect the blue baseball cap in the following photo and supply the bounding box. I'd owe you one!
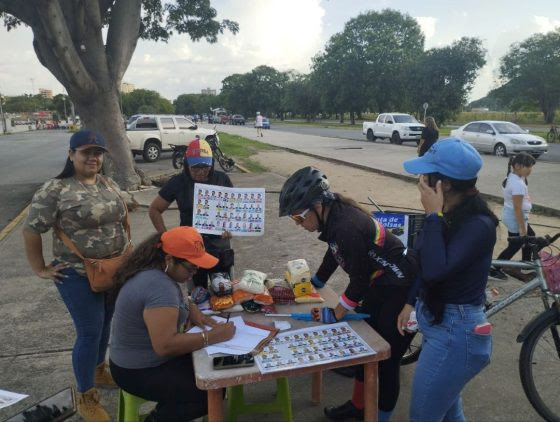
[403,138,482,180]
[69,130,108,151]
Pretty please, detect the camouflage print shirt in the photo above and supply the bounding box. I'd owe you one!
[24,176,128,273]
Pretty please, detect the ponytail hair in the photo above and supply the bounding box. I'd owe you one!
[502,153,536,188]
[333,193,370,216]
[56,155,76,179]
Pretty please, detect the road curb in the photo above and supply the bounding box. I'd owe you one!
[0,205,29,242]
[271,146,560,218]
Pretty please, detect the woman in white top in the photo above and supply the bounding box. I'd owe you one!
[493,153,536,281]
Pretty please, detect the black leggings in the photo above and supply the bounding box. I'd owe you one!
[355,284,414,412]
[497,224,535,262]
[110,355,207,422]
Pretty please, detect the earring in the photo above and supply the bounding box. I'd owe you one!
[164,263,169,273]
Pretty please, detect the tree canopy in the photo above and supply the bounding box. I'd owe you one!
[122,89,174,116]
[498,30,560,123]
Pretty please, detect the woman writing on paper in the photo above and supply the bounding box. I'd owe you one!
[109,226,235,422]
[278,167,418,421]
[149,139,234,288]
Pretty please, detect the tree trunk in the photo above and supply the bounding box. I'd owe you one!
[339,112,344,124]
[350,111,355,125]
[75,89,140,190]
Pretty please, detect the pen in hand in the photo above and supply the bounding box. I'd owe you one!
[226,313,230,323]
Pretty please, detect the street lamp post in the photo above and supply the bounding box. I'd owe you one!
[62,96,67,121]
[0,95,7,134]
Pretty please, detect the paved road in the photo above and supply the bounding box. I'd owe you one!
[0,130,178,230]
[212,124,560,213]
[266,123,560,163]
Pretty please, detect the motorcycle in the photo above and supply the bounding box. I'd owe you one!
[170,136,235,172]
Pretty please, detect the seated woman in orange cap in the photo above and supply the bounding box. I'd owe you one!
[149,139,234,289]
[109,226,236,422]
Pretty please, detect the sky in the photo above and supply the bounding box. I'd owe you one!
[1,0,559,103]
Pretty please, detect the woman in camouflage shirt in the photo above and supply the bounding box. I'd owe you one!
[22,130,130,422]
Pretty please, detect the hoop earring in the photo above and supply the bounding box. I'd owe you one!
[164,263,169,273]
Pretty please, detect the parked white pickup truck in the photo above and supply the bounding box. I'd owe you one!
[127,114,218,162]
[362,113,425,144]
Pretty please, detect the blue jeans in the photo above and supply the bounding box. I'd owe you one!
[55,267,113,393]
[410,299,492,422]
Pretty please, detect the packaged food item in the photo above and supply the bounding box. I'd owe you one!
[233,289,254,305]
[405,311,418,333]
[285,259,313,297]
[236,270,267,294]
[266,279,296,305]
[254,287,274,305]
[210,272,233,296]
[191,286,210,305]
[210,295,234,311]
[294,286,324,303]
[241,300,261,313]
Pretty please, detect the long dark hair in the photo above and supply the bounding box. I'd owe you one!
[502,153,535,188]
[333,192,370,216]
[424,172,499,324]
[110,233,167,302]
[56,152,76,179]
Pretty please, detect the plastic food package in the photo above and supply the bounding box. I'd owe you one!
[191,286,210,305]
[210,272,233,296]
[233,289,255,305]
[236,270,267,294]
[210,294,234,311]
[294,286,324,304]
[253,287,274,305]
[284,259,313,297]
[266,279,296,304]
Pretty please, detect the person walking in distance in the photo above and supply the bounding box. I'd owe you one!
[490,153,537,281]
[255,111,264,137]
[417,116,439,156]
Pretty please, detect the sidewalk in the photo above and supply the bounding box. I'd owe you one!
[214,124,560,215]
[0,169,545,421]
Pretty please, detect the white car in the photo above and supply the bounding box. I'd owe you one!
[362,113,425,144]
[450,120,548,159]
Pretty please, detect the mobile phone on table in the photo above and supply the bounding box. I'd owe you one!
[213,353,255,370]
[6,387,76,422]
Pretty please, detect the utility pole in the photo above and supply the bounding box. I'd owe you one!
[0,94,6,134]
[62,96,67,120]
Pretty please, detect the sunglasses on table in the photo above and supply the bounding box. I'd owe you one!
[290,208,311,224]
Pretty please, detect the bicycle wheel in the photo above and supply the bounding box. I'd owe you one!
[216,149,235,172]
[519,310,560,421]
[547,130,556,143]
[401,331,423,365]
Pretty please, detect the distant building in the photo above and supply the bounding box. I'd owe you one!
[471,107,490,112]
[121,82,135,93]
[39,88,53,99]
[201,88,217,96]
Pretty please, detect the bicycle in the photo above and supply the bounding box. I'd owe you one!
[547,125,559,142]
[400,232,560,421]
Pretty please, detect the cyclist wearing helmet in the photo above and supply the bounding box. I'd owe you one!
[279,166,418,421]
[401,138,498,421]
[149,139,234,288]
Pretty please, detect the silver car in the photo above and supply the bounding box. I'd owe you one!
[450,120,548,159]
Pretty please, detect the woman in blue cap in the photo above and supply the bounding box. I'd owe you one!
[400,138,499,421]
[23,130,133,422]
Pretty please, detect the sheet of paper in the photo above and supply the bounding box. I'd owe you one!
[188,316,271,355]
[192,184,265,236]
[0,389,28,409]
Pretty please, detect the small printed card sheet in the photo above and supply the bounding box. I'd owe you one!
[193,183,265,236]
[255,322,376,374]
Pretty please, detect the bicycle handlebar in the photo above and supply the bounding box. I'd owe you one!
[507,232,560,250]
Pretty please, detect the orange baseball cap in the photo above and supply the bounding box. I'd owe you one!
[160,227,218,269]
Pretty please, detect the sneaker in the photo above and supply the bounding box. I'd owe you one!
[77,388,110,422]
[503,268,536,282]
[324,400,364,420]
[489,267,507,280]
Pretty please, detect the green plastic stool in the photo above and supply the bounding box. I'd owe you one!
[117,389,149,422]
[226,377,293,422]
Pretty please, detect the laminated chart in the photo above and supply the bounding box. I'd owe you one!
[255,322,375,374]
[193,183,265,236]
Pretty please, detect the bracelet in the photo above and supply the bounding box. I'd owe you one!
[201,331,208,347]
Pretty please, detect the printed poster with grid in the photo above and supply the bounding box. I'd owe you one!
[255,322,376,374]
[193,183,265,236]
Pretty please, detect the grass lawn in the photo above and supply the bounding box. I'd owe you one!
[218,132,277,172]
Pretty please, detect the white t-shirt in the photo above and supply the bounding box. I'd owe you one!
[256,115,263,127]
[503,173,532,213]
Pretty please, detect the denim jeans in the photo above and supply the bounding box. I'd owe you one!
[410,299,492,422]
[55,267,113,393]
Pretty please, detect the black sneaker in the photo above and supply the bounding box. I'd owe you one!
[489,267,507,280]
[324,400,364,420]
